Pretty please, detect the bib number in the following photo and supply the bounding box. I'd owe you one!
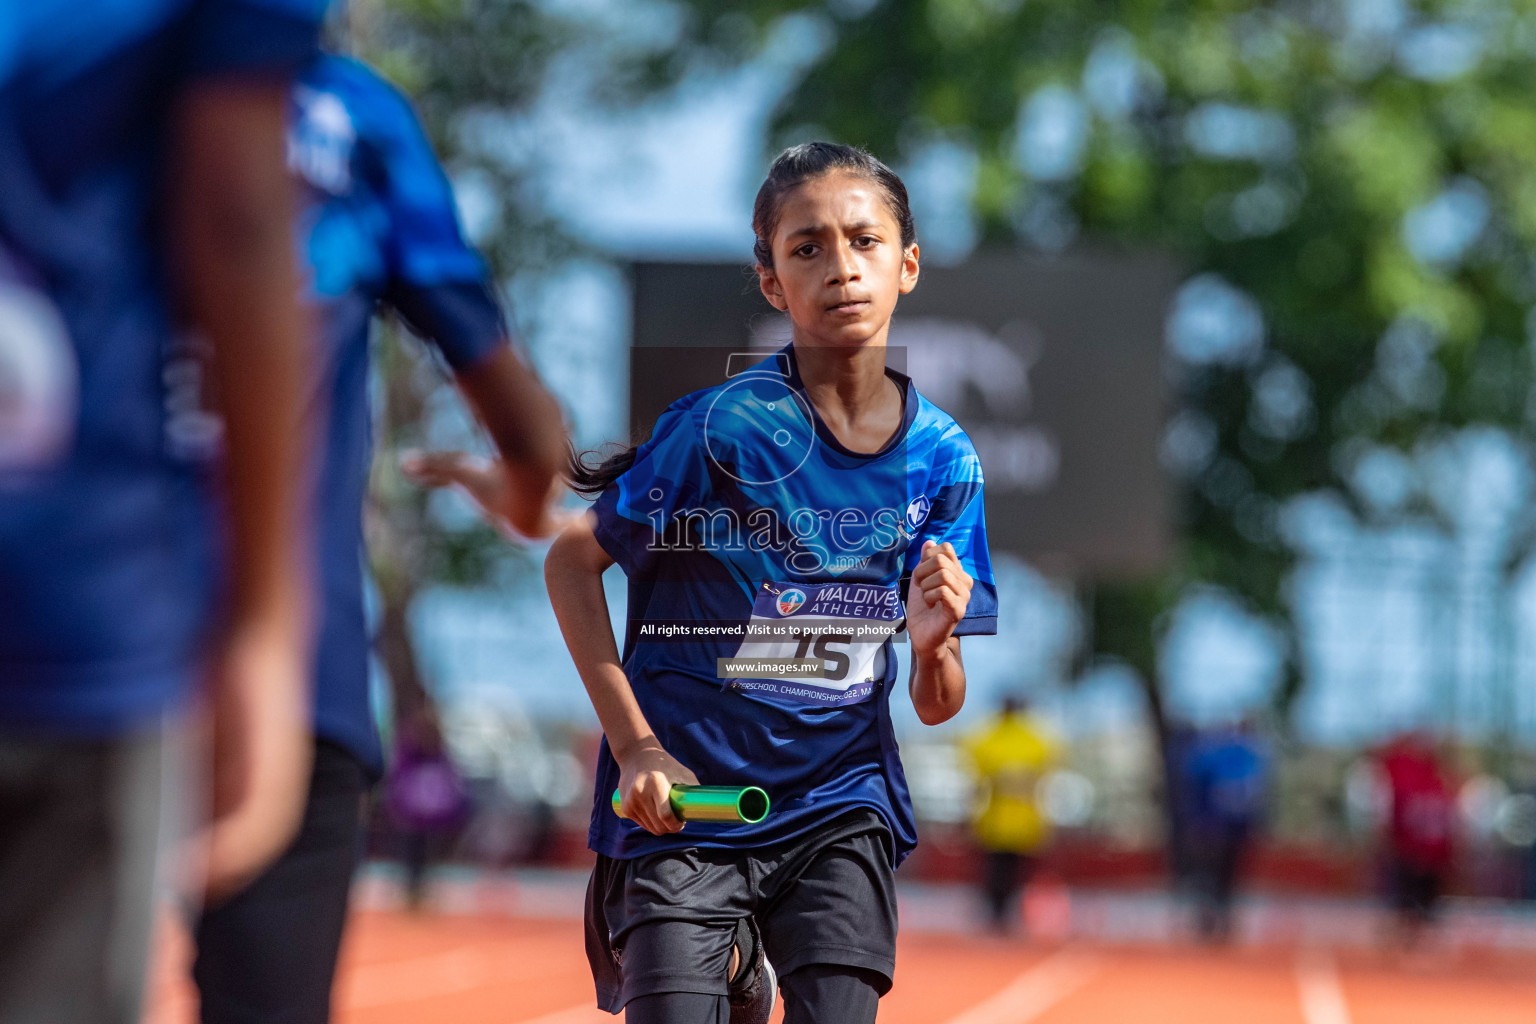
[788,631,856,681]
[725,581,903,707]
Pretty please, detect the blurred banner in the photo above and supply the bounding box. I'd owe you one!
[630,254,1180,575]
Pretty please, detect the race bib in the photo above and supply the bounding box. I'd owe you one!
[724,581,904,707]
[0,260,76,473]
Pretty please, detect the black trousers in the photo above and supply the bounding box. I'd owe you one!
[982,850,1037,930]
[193,741,369,1024]
[586,813,897,1013]
[1389,854,1444,923]
[1189,824,1251,939]
[625,964,883,1024]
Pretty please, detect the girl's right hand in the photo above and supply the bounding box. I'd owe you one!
[616,745,700,835]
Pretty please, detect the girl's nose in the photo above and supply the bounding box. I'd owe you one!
[828,241,860,284]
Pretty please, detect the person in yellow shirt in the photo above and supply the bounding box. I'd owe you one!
[964,695,1062,933]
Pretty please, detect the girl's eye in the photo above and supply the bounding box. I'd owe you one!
[854,236,878,247]
[794,245,817,257]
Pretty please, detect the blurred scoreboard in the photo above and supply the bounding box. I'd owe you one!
[628,253,1178,577]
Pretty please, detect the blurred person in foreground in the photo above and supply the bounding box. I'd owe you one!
[0,2,328,1021]
[188,49,569,1024]
[1179,719,1269,942]
[964,694,1061,934]
[1376,732,1457,944]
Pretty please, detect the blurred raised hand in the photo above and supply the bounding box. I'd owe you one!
[402,448,575,541]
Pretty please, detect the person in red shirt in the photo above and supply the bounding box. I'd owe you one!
[1377,732,1456,939]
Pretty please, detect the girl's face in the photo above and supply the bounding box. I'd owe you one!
[757,171,919,349]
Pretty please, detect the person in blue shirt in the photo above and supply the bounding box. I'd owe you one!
[1181,720,1269,942]
[429,142,997,1024]
[187,51,569,1024]
[0,2,327,1021]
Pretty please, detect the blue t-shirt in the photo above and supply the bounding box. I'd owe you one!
[1184,733,1268,830]
[0,0,325,733]
[287,54,507,774]
[589,347,997,864]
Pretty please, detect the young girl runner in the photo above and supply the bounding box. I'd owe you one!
[550,142,997,1024]
[422,142,996,1023]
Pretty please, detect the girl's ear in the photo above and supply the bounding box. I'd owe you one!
[757,265,789,311]
[898,243,921,295]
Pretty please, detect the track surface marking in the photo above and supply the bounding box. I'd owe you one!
[147,908,1536,1023]
[940,948,1102,1024]
[1296,950,1350,1024]
[1032,948,1314,1024]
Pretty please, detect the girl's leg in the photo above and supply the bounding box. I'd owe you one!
[624,991,728,1023]
[759,826,896,1023]
[585,849,751,1014]
[779,964,882,1024]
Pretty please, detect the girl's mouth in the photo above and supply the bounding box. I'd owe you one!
[827,300,869,315]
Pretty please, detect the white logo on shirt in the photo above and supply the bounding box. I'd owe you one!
[0,273,76,473]
[289,87,357,195]
[905,494,932,532]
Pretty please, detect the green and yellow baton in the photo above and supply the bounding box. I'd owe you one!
[611,784,770,824]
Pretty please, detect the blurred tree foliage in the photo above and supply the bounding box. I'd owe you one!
[664,0,1536,742]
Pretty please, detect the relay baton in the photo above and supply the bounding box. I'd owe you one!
[611,784,770,824]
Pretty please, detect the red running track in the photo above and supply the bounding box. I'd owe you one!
[147,909,1536,1023]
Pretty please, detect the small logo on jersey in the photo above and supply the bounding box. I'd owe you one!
[905,495,932,532]
[775,589,808,616]
[289,87,356,195]
[0,262,76,472]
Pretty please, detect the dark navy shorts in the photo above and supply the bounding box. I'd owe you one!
[584,810,898,1013]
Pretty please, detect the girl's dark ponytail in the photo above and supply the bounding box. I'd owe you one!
[568,441,638,497]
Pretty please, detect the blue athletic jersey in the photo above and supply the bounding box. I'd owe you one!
[288,55,507,773]
[589,346,997,864]
[0,0,325,732]
[1185,735,1268,828]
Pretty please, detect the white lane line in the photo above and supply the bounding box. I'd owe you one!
[940,948,1104,1024]
[1296,949,1352,1024]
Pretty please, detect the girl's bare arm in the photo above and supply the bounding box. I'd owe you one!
[907,541,971,724]
[544,513,698,834]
